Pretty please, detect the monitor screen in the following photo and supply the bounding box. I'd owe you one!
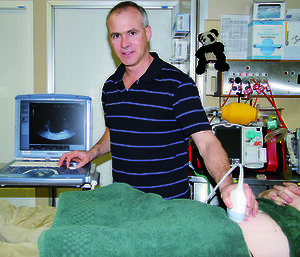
[15,94,91,159]
[213,125,242,165]
[257,4,282,19]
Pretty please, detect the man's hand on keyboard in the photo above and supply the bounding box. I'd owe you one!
[58,150,92,169]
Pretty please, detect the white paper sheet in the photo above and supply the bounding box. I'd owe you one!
[220,15,250,59]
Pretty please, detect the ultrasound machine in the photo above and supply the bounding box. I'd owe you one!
[0,94,99,189]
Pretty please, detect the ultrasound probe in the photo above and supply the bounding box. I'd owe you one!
[227,165,247,222]
[204,164,246,222]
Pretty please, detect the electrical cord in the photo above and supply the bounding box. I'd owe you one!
[250,78,288,130]
[221,80,234,108]
[263,81,288,129]
[204,164,239,203]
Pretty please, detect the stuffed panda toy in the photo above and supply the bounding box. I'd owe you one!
[195,28,230,75]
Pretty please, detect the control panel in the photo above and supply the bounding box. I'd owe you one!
[216,60,300,96]
[243,126,266,169]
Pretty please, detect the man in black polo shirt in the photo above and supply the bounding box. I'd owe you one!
[59,1,258,219]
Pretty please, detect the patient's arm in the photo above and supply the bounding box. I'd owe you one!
[259,182,300,211]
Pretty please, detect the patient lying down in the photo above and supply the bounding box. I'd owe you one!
[239,182,300,257]
[0,183,299,257]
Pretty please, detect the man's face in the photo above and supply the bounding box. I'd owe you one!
[107,7,152,69]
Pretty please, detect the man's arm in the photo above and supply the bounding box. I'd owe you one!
[89,128,111,159]
[191,131,231,187]
[191,130,258,219]
[58,128,111,168]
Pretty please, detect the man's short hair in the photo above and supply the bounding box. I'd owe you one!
[106,1,149,27]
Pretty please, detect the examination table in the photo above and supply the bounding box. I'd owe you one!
[1,183,299,257]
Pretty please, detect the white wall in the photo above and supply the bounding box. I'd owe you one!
[0,0,34,163]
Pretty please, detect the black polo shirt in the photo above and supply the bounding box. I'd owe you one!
[102,52,211,199]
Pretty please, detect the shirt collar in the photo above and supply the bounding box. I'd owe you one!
[112,52,164,83]
[141,52,164,82]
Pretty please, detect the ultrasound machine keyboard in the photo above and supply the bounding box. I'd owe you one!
[9,160,79,171]
[11,161,60,168]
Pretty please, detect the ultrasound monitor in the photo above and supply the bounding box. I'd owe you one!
[15,94,91,159]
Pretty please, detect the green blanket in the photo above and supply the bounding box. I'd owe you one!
[38,183,249,257]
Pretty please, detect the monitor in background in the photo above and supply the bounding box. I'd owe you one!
[212,124,266,169]
[212,124,242,165]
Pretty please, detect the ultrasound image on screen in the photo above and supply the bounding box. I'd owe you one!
[29,102,84,146]
[38,119,76,140]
